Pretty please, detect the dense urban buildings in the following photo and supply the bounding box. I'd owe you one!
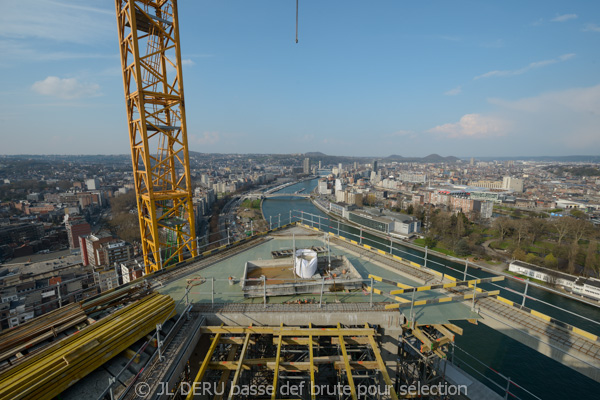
[1,152,599,329]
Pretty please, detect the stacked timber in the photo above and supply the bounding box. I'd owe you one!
[0,293,175,400]
[81,282,150,313]
[0,303,87,366]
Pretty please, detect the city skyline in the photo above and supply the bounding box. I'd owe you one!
[1,0,600,157]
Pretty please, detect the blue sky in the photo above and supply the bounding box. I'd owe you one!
[1,0,599,157]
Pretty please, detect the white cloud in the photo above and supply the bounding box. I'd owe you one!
[191,131,220,145]
[583,24,600,33]
[474,53,575,80]
[488,85,600,150]
[489,84,600,115]
[427,114,508,139]
[388,130,413,137]
[530,18,544,27]
[31,76,100,99]
[0,0,113,45]
[181,59,195,66]
[551,14,577,22]
[444,86,461,96]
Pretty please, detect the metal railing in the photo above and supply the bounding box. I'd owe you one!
[293,210,600,335]
[449,343,542,400]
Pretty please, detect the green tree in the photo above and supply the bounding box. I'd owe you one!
[423,236,437,248]
[528,218,547,244]
[544,253,558,269]
[493,217,512,241]
[455,239,470,256]
[568,241,579,274]
[525,253,538,265]
[585,240,598,276]
[513,248,526,261]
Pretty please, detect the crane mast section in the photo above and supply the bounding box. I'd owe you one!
[115,0,196,274]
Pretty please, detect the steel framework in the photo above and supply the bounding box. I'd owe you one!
[189,324,400,400]
[115,0,196,273]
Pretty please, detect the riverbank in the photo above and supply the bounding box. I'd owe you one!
[310,196,600,310]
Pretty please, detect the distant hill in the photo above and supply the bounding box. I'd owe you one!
[475,155,600,163]
[383,153,460,163]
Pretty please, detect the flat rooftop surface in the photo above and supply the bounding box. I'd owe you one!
[158,231,478,324]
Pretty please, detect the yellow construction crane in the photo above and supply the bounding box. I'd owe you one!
[115,0,196,274]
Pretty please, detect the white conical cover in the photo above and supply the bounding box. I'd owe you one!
[294,249,318,278]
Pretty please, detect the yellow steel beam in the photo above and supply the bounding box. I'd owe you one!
[275,337,370,346]
[337,323,357,400]
[186,332,221,400]
[213,344,239,400]
[209,361,379,371]
[227,333,251,400]
[384,290,500,310]
[434,324,456,342]
[390,276,504,295]
[0,293,174,400]
[365,323,399,400]
[443,323,463,336]
[309,323,316,400]
[366,287,411,304]
[271,324,283,400]
[200,327,376,337]
[368,274,413,289]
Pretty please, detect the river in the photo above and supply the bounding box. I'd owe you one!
[262,177,600,400]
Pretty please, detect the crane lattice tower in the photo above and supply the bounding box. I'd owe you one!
[115,0,196,273]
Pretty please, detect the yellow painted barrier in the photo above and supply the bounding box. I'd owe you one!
[572,327,599,342]
[531,309,552,322]
[496,296,514,307]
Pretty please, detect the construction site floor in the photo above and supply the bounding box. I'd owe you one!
[158,236,478,325]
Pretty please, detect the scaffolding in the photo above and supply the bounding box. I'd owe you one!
[185,324,399,400]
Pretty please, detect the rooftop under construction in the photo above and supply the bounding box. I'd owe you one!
[2,222,599,399]
[2,1,598,399]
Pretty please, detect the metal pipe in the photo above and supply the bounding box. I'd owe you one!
[263,275,267,308]
[409,290,416,328]
[504,377,511,400]
[370,277,374,308]
[522,280,529,308]
[319,277,325,308]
